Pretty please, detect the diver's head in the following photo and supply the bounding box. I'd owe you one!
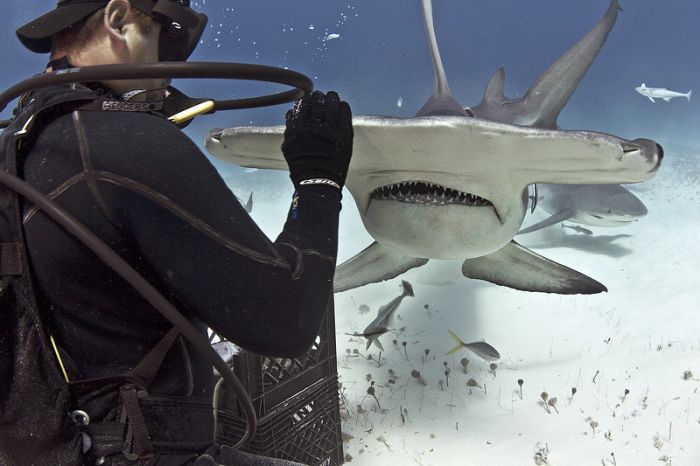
[16,0,208,94]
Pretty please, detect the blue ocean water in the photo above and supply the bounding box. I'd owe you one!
[3,1,698,155]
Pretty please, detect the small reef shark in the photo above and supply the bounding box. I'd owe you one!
[518,183,648,235]
[205,0,662,295]
[562,224,594,236]
[635,83,692,103]
[346,280,414,351]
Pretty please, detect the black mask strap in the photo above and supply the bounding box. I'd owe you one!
[128,0,207,61]
[152,0,198,28]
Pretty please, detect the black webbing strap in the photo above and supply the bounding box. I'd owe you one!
[71,328,182,460]
[85,395,214,458]
[118,327,182,459]
[119,385,155,460]
[0,241,22,275]
[129,326,180,388]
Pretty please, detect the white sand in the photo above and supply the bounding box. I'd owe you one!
[231,143,700,466]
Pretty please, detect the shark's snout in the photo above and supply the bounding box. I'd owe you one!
[633,138,664,172]
[655,142,664,162]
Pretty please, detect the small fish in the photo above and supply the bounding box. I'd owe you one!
[446,330,500,361]
[397,96,403,108]
[531,184,540,214]
[635,83,691,103]
[244,192,253,213]
[324,33,340,41]
[561,223,593,235]
[346,280,415,351]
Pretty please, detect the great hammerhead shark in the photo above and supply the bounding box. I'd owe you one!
[205,0,662,295]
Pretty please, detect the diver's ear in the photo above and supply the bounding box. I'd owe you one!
[104,0,132,42]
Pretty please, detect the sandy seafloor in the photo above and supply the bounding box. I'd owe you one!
[224,142,700,466]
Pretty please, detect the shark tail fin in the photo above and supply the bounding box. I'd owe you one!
[400,280,415,298]
[374,338,384,352]
[686,90,692,101]
[446,329,465,355]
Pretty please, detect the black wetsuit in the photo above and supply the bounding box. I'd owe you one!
[18,83,340,400]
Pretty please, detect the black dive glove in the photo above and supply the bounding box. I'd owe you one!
[281,90,353,189]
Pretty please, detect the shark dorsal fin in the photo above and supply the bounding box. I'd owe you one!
[422,0,450,99]
[483,67,507,103]
[416,0,470,117]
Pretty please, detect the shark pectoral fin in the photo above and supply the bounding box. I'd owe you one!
[205,126,288,170]
[461,241,607,295]
[647,97,655,103]
[517,209,574,235]
[334,242,429,293]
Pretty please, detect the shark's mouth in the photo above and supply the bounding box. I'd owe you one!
[371,181,493,207]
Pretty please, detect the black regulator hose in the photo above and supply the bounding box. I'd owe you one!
[0,168,257,449]
[0,61,314,127]
[0,60,317,448]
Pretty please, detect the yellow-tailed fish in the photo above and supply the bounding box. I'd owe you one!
[446,329,500,360]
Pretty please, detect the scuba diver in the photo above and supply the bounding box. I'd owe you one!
[1,0,353,465]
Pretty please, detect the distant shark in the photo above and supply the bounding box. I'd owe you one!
[476,0,649,237]
[562,224,594,236]
[635,83,692,103]
[518,183,648,235]
[205,0,662,295]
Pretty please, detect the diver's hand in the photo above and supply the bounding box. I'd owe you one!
[281,90,353,189]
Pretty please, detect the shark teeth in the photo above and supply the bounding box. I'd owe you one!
[371,181,493,207]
